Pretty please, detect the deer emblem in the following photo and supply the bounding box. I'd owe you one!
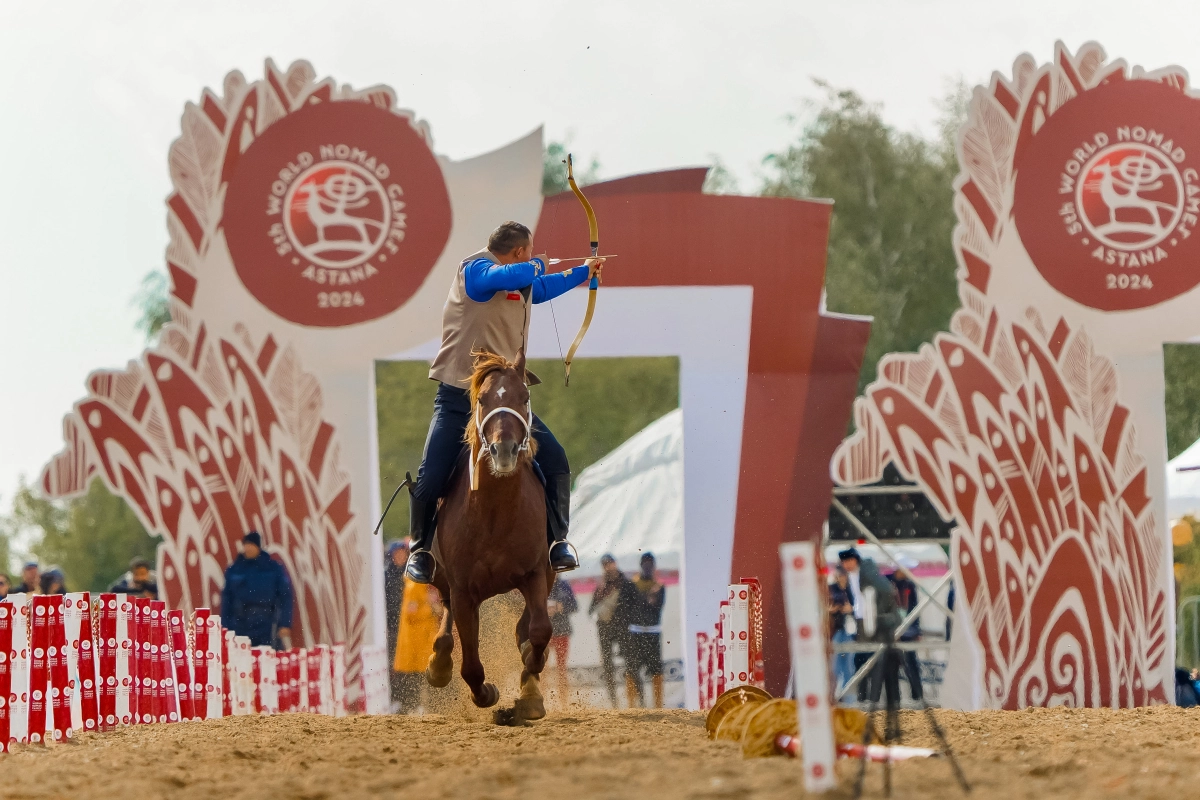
[1086,151,1181,247]
[293,167,387,264]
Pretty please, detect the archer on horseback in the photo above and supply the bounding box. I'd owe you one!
[403,220,605,584]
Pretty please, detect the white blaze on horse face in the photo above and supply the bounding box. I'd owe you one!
[496,386,506,398]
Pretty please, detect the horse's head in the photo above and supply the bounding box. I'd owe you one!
[467,348,539,478]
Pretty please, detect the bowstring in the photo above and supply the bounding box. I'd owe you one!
[543,174,568,381]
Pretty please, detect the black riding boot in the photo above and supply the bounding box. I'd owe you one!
[546,473,579,572]
[404,495,438,584]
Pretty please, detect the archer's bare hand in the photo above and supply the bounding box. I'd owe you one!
[585,257,605,280]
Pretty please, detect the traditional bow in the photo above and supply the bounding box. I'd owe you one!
[561,154,599,386]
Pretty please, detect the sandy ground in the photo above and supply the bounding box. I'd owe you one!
[2,704,1199,799]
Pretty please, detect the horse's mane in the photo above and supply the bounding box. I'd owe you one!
[467,349,514,406]
[464,349,537,457]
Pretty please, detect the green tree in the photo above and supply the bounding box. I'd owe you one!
[703,155,741,195]
[1164,343,1200,459]
[542,139,600,195]
[133,269,171,343]
[7,480,158,593]
[761,81,964,394]
[0,510,15,578]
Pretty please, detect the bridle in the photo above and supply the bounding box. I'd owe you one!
[469,400,533,491]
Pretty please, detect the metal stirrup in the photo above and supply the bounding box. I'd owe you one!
[550,541,580,572]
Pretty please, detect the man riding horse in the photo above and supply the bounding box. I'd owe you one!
[404,220,606,584]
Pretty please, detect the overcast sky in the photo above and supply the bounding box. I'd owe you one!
[3,0,1199,513]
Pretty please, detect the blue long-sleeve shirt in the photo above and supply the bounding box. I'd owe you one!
[463,256,590,304]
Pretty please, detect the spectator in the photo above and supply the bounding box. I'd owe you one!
[547,576,578,704]
[624,553,666,708]
[15,561,39,594]
[393,579,443,713]
[220,531,293,648]
[888,558,924,702]
[109,557,159,599]
[384,540,410,706]
[829,566,855,691]
[945,582,955,640]
[0,574,9,600]
[589,554,636,708]
[839,547,869,699]
[39,567,66,595]
[1177,668,1199,707]
[858,558,903,707]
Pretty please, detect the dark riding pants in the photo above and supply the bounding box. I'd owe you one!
[412,382,569,504]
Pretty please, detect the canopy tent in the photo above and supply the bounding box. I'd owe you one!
[1168,435,1200,519]
[569,408,683,579]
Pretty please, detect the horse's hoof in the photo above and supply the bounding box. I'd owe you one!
[473,683,500,709]
[425,665,452,688]
[514,697,546,721]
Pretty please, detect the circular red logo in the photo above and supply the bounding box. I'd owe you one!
[1013,80,1200,310]
[222,101,452,327]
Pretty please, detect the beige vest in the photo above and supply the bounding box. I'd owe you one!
[428,249,531,386]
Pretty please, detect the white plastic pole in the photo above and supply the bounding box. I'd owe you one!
[780,541,837,793]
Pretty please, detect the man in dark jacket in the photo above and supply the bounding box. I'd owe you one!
[14,561,39,594]
[589,555,637,708]
[888,561,924,701]
[110,557,159,599]
[623,553,666,708]
[858,557,903,709]
[221,531,293,648]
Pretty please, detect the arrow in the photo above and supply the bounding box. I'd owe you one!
[547,255,618,265]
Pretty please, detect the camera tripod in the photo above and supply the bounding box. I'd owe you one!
[852,637,971,798]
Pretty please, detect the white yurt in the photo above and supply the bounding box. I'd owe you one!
[1168,435,1200,520]
[559,408,686,708]
[569,407,683,577]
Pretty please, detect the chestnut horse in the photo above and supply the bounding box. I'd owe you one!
[424,349,556,720]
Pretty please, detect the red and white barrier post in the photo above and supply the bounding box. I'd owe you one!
[780,541,836,793]
[723,584,751,689]
[0,602,14,751]
[9,596,29,745]
[331,645,347,717]
[64,592,99,733]
[192,610,223,719]
[167,609,194,721]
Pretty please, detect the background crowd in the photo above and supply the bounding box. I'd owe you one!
[0,556,159,602]
[827,546,928,703]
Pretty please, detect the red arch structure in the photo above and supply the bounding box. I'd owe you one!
[536,169,870,694]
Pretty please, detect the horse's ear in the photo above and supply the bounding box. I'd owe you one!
[514,348,540,385]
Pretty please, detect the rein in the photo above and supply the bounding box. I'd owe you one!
[469,402,533,491]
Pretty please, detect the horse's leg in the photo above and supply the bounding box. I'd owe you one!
[515,603,531,650]
[515,568,554,720]
[425,571,455,688]
[453,592,499,708]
